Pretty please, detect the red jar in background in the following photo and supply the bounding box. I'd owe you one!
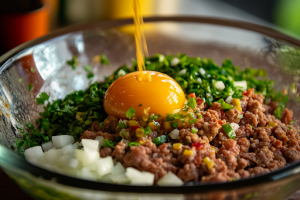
[0,0,49,55]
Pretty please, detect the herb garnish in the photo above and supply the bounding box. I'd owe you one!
[100,54,109,65]
[129,142,140,147]
[66,56,77,70]
[36,92,49,105]
[126,107,136,119]
[103,139,116,148]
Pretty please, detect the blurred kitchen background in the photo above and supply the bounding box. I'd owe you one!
[0,0,299,56]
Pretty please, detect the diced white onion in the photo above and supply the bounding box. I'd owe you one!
[171,57,180,66]
[117,69,126,78]
[110,174,130,184]
[230,123,240,131]
[157,172,184,186]
[207,74,211,77]
[234,81,247,91]
[95,136,104,147]
[52,135,74,149]
[82,139,99,151]
[96,156,114,176]
[215,81,225,90]
[196,77,202,83]
[119,119,128,124]
[169,129,179,139]
[77,168,97,181]
[225,96,232,104]
[199,68,206,75]
[178,69,186,75]
[42,141,53,152]
[84,146,100,164]
[24,146,44,161]
[206,93,212,97]
[125,168,154,186]
[111,162,126,176]
[122,139,129,146]
[153,153,158,158]
[44,148,59,164]
[61,144,75,156]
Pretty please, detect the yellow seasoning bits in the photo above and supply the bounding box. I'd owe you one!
[232,98,242,112]
[163,121,172,130]
[128,120,139,127]
[148,122,159,130]
[173,143,182,150]
[183,149,193,156]
[203,157,215,170]
[267,121,278,128]
[139,140,145,145]
[142,107,150,121]
[135,128,144,137]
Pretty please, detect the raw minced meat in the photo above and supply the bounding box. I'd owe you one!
[79,88,300,183]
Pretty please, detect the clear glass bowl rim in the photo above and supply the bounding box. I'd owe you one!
[1,16,300,194]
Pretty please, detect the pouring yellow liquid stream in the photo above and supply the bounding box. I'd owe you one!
[133,0,150,81]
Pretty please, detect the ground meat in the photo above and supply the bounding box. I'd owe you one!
[281,108,293,124]
[112,141,126,162]
[225,107,241,124]
[100,147,113,157]
[177,163,199,182]
[103,115,119,133]
[82,88,300,185]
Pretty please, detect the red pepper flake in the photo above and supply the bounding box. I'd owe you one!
[189,93,196,98]
[130,126,140,130]
[242,88,254,96]
[218,120,224,125]
[196,97,203,105]
[191,142,205,150]
[194,156,201,165]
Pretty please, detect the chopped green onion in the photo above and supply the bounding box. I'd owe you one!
[238,115,243,119]
[222,124,236,139]
[188,112,196,119]
[191,127,198,133]
[198,115,203,119]
[99,122,104,127]
[100,54,109,65]
[117,122,126,129]
[121,131,127,138]
[152,135,167,146]
[188,119,199,124]
[28,84,33,92]
[142,127,151,135]
[187,97,196,109]
[129,142,139,147]
[170,121,178,129]
[288,126,292,130]
[66,56,77,70]
[31,67,35,73]
[218,99,234,112]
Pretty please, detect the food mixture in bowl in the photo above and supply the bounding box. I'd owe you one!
[17,53,299,186]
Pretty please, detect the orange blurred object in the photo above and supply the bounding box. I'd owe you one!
[0,5,49,54]
[103,71,186,119]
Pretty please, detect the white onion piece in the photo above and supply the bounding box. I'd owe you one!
[230,123,240,131]
[44,148,59,164]
[199,68,206,75]
[178,69,186,75]
[225,96,232,104]
[96,156,114,176]
[111,162,125,176]
[95,136,104,147]
[117,69,126,78]
[169,129,179,139]
[42,141,53,152]
[171,57,180,66]
[110,174,130,184]
[24,146,44,161]
[122,139,129,146]
[157,172,184,186]
[61,144,75,156]
[74,149,85,163]
[78,168,97,181]
[196,77,202,83]
[52,135,74,149]
[84,146,100,164]
[82,139,99,151]
[125,167,154,186]
[234,81,247,91]
[215,81,225,90]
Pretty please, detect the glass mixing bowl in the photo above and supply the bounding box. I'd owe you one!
[1,16,300,200]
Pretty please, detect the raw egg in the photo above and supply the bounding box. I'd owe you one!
[103,71,186,119]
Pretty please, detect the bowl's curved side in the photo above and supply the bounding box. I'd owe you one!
[1,16,300,200]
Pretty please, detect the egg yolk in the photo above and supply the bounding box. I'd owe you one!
[103,71,186,119]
